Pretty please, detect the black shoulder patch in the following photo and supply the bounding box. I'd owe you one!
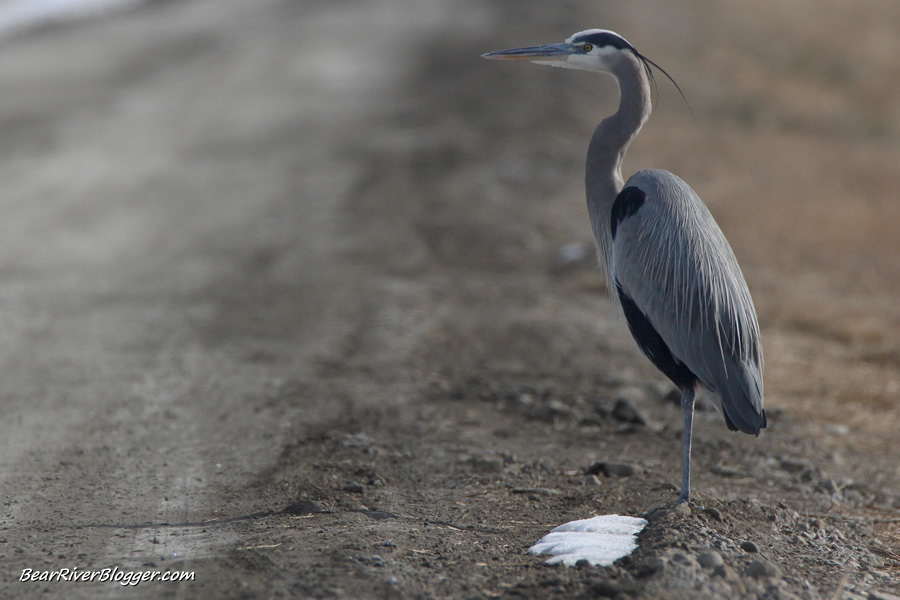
[570,31,633,51]
[610,186,647,240]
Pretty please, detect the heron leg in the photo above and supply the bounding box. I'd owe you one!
[677,386,696,504]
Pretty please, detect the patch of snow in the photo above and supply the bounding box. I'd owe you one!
[0,0,142,38]
[528,514,647,567]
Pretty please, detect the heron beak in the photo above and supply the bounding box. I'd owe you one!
[481,43,574,62]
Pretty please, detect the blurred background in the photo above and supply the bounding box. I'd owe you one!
[0,0,898,493]
[0,0,898,594]
[0,1,896,423]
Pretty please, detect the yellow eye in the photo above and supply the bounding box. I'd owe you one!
[583,43,593,52]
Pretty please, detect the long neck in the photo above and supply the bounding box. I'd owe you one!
[585,53,652,275]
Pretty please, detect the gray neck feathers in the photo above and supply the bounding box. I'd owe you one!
[584,52,652,277]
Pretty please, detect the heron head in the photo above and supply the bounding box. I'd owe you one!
[482,29,688,109]
[481,29,637,74]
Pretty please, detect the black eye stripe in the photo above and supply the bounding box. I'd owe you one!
[571,32,632,51]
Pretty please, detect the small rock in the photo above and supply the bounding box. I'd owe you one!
[584,474,603,487]
[467,454,506,473]
[344,482,365,494]
[341,433,374,452]
[533,400,576,422]
[714,565,747,595]
[643,507,668,522]
[615,423,645,435]
[702,507,723,521]
[587,394,610,417]
[869,591,900,600]
[779,458,808,472]
[844,488,865,503]
[817,478,840,495]
[745,559,780,579]
[511,487,559,496]
[353,509,399,520]
[712,565,738,580]
[710,465,742,478]
[697,551,724,569]
[670,552,695,567]
[638,555,666,575]
[672,502,691,517]
[283,499,326,515]
[740,541,759,553]
[612,397,649,426]
[588,579,621,597]
[587,461,643,477]
[824,423,850,436]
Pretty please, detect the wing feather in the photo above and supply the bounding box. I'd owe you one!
[610,170,765,434]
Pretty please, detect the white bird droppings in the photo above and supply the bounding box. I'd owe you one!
[528,514,647,567]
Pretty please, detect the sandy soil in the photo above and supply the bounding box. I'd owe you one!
[1,1,898,598]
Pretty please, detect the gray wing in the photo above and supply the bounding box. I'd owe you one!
[611,169,765,434]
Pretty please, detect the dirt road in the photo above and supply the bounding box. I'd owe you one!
[1,1,898,598]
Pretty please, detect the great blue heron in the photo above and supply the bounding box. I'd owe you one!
[483,29,765,503]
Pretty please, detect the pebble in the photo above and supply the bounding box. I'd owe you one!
[710,465,742,478]
[817,478,840,495]
[712,565,738,580]
[467,454,506,473]
[844,488,865,503]
[712,564,746,594]
[533,400,576,422]
[638,555,666,575]
[644,507,668,522]
[824,423,850,436]
[587,461,643,477]
[283,499,326,515]
[511,487,559,496]
[869,592,900,600]
[611,397,649,426]
[584,474,602,487]
[697,551,724,569]
[779,458,808,473]
[643,502,690,522]
[589,580,622,596]
[344,482,365,494]
[740,541,759,553]
[745,559,780,579]
[702,507,723,521]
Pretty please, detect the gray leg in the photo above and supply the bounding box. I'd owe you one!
[677,386,696,504]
